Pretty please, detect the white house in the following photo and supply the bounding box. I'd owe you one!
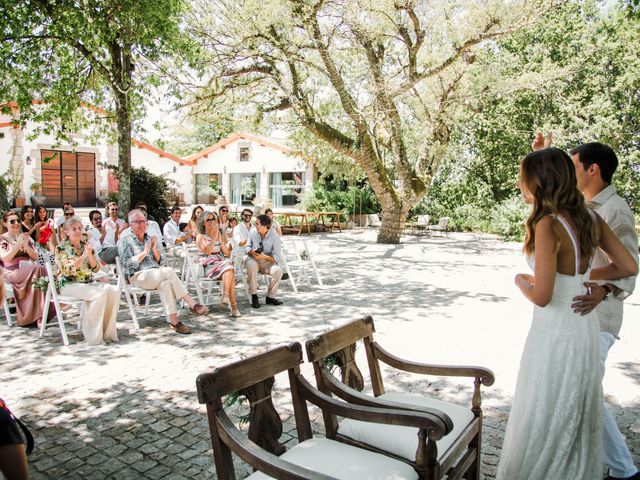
[1,106,312,210]
[187,132,313,210]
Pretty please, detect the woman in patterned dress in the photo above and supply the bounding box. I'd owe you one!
[195,211,240,318]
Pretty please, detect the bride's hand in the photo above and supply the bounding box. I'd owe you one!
[515,273,534,289]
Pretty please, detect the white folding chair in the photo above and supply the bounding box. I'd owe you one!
[40,260,85,346]
[182,244,221,306]
[304,238,335,284]
[114,256,168,330]
[230,246,252,302]
[3,282,14,326]
[276,249,298,294]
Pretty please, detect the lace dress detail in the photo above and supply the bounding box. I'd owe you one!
[198,235,233,280]
[496,214,603,480]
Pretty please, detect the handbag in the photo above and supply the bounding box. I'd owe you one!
[0,399,34,455]
[38,221,54,245]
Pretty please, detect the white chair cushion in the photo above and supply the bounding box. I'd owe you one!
[337,392,474,462]
[246,437,418,480]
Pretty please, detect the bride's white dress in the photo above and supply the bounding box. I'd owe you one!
[496,215,603,480]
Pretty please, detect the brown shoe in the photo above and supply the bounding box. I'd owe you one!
[170,322,191,334]
[189,303,209,315]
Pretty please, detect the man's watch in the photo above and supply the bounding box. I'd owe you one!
[601,284,612,301]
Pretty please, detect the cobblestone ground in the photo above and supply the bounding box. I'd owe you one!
[2,230,638,479]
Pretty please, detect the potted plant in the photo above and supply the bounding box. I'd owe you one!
[30,182,47,206]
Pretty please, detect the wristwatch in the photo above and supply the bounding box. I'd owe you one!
[601,284,612,301]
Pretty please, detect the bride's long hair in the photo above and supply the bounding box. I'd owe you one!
[520,148,598,257]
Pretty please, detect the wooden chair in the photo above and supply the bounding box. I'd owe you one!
[196,342,449,480]
[305,316,495,479]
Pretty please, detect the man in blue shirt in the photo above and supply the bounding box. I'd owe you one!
[118,209,208,334]
[246,214,284,308]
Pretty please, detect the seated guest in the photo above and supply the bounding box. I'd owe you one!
[118,209,208,334]
[246,214,284,308]
[103,202,128,242]
[188,205,203,233]
[233,209,254,248]
[57,216,120,345]
[20,205,36,239]
[264,208,283,236]
[218,205,229,237]
[86,210,118,264]
[0,211,52,327]
[195,211,240,318]
[163,206,193,258]
[135,204,163,243]
[54,202,72,232]
[57,206,75,242]
[34,205,56,248]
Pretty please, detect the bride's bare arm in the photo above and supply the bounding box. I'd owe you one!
[590,215,638,281]
[515,216,557,307]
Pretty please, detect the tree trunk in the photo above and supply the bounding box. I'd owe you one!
[377,201,410,244]
[115,91,131,214]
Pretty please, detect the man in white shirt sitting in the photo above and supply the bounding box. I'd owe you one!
[103,201,128,243]
[86,209,118,264]
[232,208,254,248]
[163,206,193,257]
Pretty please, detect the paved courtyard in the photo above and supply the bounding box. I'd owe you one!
[1,229,638,479]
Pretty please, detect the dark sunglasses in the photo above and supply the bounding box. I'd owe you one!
[220,209,228,213]
[109,208,118,212]
[93,217,103,222]
[243,213,252,218]
[8,218,19,224]
[64,212,74,217]
[205,218,216,222]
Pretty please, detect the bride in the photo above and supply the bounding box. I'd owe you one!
[496,148,638,479]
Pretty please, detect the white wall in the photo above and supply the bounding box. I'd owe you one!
[192,137,312,209]
[130,146,193,204]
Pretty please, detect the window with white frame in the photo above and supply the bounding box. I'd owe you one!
[238,141,251,162]
[269,171,305,207]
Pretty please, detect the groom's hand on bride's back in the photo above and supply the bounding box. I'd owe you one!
[572,282,606,315]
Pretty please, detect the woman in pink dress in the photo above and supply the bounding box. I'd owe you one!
[195,211,240,318]
[0,211,51,327]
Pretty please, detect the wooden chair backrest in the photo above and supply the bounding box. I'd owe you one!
[197,343,312,465]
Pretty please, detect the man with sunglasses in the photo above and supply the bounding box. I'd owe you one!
[246,214,284,308]
[233,209,255,248]
[104,201,128,242]
[86,210,118,264]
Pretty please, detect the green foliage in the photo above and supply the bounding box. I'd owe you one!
[489,197,529,242]
[105,165,174,225]
[0,176,11,213]
[301,181,381,219]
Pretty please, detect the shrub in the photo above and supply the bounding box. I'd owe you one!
[488,196,529,241]
[301,182,380,219]
[450,205,491,232]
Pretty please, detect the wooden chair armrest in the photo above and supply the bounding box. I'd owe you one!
[215,410,335,480]
[320,368,453,422]
[373,343,495,387]
[296,374,450,440]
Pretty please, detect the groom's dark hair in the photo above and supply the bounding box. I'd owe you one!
[569,142,618,184]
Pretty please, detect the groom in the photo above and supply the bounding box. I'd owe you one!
[533,135,639,480]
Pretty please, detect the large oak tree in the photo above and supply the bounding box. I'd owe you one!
[187,0,557,243]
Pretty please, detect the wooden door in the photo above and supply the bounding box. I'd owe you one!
[41,150,96,207]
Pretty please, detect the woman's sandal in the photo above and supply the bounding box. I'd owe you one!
[230,304,241,318]
[190,303,209,315]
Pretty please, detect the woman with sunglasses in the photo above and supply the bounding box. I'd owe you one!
[0,211,52,327]
[195,211,240,318]
[55,216,120,345]
[57,207,75,242]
